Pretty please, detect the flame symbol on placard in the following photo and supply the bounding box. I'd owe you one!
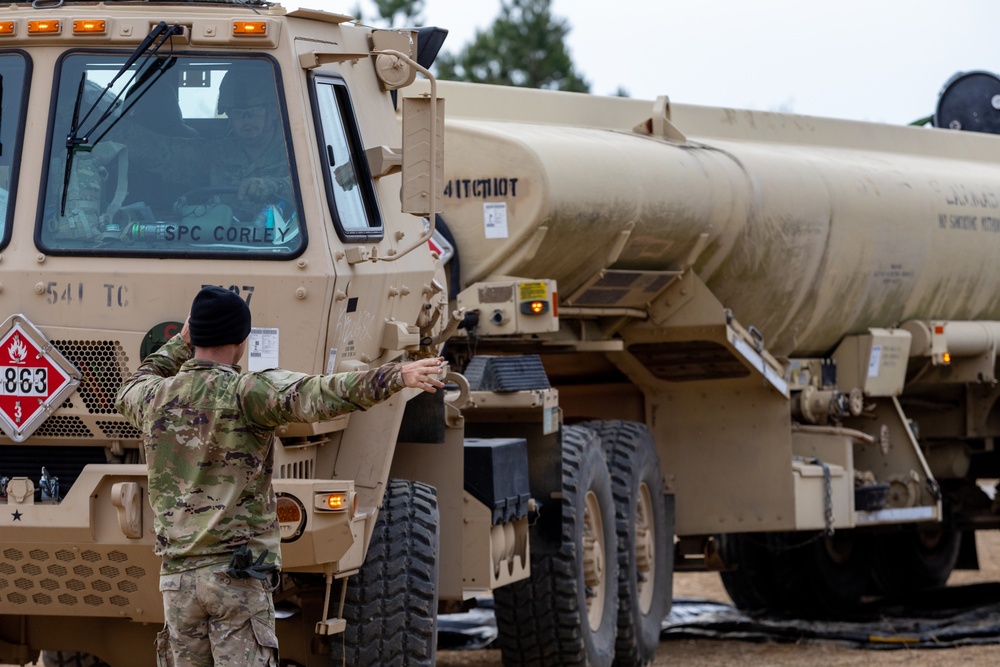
[8,335,26,365]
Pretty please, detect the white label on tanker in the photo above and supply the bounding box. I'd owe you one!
[868,345,882,377]
[249,327,280,371]
[326,347,338,374]
[484,202,509,239]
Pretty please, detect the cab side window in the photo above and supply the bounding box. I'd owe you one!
[311,76,383,242]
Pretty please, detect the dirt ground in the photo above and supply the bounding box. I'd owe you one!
[5,532,1000,666]
[438,529,1000,667]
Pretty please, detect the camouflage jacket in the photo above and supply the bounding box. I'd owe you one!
[115,334,405,574]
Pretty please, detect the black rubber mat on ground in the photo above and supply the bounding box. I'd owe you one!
[438,584,1000,650]
[661,583,1000,649]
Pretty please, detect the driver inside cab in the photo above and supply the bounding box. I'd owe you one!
[117,65,294,237]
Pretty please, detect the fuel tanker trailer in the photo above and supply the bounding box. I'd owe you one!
[412,73,1000,659]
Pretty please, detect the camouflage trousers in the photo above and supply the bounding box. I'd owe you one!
[155,564,279,667]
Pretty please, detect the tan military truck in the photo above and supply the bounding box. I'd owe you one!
[405,69,1000,662]
[3,1,1000,666]
[0,2,542,666]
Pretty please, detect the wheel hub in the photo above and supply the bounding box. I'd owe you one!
[635,482,656,613]
[582,489,606,630]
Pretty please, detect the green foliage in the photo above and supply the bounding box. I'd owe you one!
[372,0,424,26]
[436,0,589,93]
[353,0,424,27]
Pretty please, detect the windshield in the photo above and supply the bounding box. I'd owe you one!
[0,52,29,248]
[37,53,304,257]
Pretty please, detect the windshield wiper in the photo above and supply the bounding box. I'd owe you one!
[67,21,181,149]
[61,21,181,215]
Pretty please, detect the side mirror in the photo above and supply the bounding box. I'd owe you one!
[401,95,444,217]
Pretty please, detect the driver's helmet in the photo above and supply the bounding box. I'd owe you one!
[217,66,277,116]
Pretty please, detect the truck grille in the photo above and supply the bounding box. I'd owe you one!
[33,416,94,439]
[0,545,160,618]
[51,340,131,415]
[97,420,142,439]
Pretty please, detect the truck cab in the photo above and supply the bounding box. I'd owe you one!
[0,4,528,666]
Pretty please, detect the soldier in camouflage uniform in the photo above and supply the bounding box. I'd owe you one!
[115,286,445,667]
[120,65,292,222]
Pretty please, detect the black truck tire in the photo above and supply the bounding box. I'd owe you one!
[782,530,873,615]
[39,653,109,667]
[872,525,961,597]
[717,532,787,613]
[720,529,874,616]
[494,424,618,667]
[329,479,439,666]
[586,420,671,666]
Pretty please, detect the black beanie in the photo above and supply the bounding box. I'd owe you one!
[188,286,252,347]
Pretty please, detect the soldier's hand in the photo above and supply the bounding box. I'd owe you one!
[401,357,445,393]
[180,317,192,347]
[238,176,278,200]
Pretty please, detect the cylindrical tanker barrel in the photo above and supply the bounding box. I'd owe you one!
[439,117,753,293]
[430,81,1000,356]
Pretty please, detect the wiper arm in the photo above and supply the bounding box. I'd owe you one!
[67,21,181,150]
[61,21,181,215]
[87,55,176,148]
[118,21,177,83]
[60,73,89,216]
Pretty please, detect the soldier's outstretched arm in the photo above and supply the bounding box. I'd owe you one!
[241,357,445,426]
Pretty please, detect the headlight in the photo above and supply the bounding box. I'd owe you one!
[276,493,306,542]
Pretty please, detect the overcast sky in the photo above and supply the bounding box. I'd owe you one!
[315,0,997,126]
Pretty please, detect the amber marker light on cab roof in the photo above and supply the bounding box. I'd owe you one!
[233,21,267,35]
[27,20,60,34]
[73,20,107,34]
[0,22,15,35]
